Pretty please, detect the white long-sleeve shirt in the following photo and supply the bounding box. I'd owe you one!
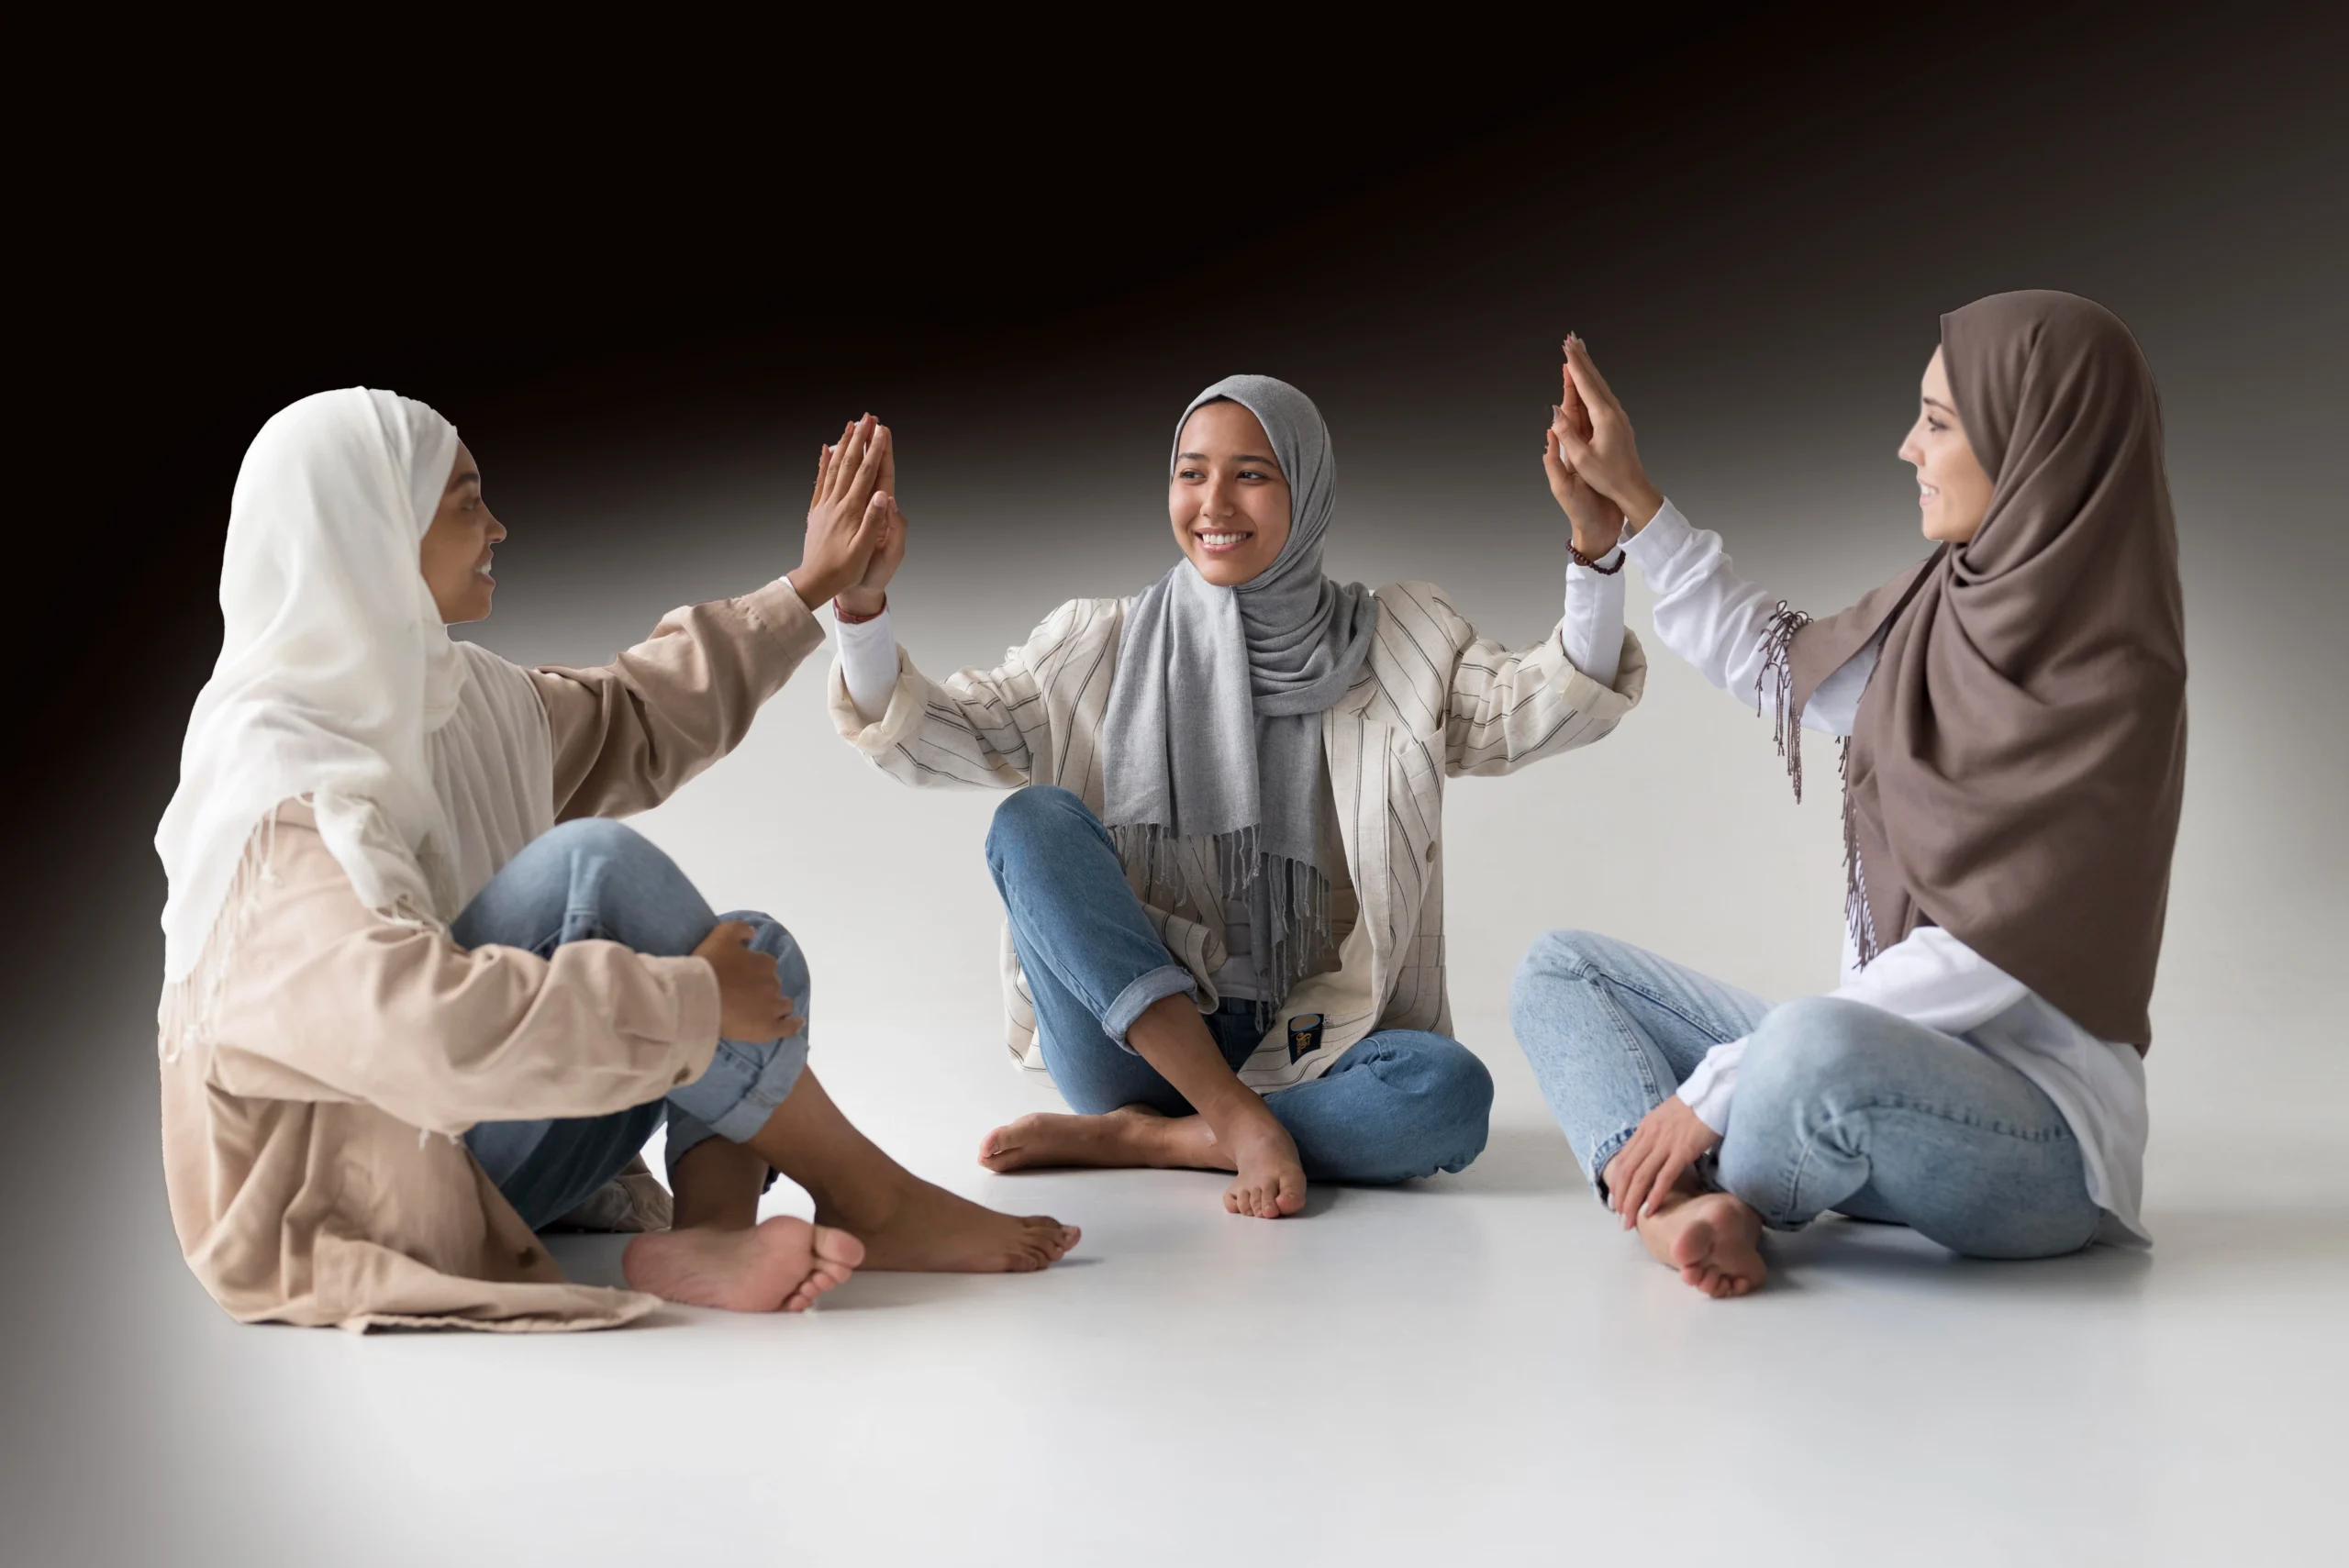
[1623,499,2150,1246]
[835,550,1631,999]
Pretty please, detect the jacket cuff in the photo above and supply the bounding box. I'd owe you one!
[738,577,827,668]
[649,956,724,1088]
[827,647,926,754]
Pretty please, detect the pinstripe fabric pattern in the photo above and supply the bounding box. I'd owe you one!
[829,584,1645,1090]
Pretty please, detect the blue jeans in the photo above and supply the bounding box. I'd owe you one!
[985,786,1493,1184]
[1509,929,2102,1259]
[454,818,811,1231]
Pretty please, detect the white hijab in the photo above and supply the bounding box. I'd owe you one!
[157,388,552,992]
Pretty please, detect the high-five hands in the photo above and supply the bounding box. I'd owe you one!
[1607,1095,1720,1229]
[835,421,907,618]
[691,920,804,1044]
[787,415,901,608]
[1542,351,1627,559]
[1546,334,1665,538]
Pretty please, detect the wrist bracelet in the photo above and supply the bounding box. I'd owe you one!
[1568,540,1625,574]
[833,595,885,624]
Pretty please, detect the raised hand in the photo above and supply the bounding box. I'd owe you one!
[691,920,804,1044]
[787,415,894,607]
[1553,334,1665,534]
[836,428,906,618]
[1542,350,1626,559]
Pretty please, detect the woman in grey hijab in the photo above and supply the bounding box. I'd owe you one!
[830,374,1645,1218]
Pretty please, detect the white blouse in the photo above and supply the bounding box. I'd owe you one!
[1622,500,2150,1246]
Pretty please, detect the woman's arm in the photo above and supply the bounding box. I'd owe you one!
[828,597,1115,791]
[1414,583,1645,778]
[202,807,723,1136]
[530,579,826,820]
[532,416,899,819]
[1549,334,1867,737]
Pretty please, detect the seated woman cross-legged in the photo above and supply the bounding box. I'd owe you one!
[155,395,1076,1331]
[828,375,1645,1216]
[1511,294,2186,1296]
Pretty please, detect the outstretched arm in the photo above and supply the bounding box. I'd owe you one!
[1553,335,1868,736]
[532,417,899,819]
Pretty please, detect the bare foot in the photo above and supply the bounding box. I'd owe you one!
[979,1105,1205,1172]
[1219,1107,1308,1219]
[820,1177,1080,1273]
[1637,1190,1766,1298]
[621,1217,864,1312]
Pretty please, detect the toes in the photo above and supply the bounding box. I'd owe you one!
[1275,1171,1307,1216]
[813,1225,865,1269]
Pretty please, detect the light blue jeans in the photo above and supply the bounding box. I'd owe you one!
[454,818,810,1230]
[1510,929,2101,1258]
[985,785,1493,1183]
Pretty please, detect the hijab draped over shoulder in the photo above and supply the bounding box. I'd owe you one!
[157,389,553,1039]
[1099,375,1381,1006]
[1778,291,2188,1048]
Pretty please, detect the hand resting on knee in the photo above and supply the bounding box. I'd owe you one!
[692,920,802,1042]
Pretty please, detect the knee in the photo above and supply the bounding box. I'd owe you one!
[538,817,667,873]
[1739,996,1894,1112]
[715,909,807,992]
[985,785,1097,863]
[1385,1034,1496,1145]
[1511,928,1625,996]
[1510,929,1626,1045]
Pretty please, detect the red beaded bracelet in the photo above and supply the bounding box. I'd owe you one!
[833,595,886,624]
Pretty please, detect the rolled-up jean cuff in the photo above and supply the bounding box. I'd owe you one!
[670,1030,812,1150]
[1586,1126,1636,1206]
[1103,963,1199,1048]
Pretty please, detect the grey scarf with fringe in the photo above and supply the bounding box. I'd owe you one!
[1101,375,1379,1008]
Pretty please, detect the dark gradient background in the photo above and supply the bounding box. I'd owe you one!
[10,6,2346,1562]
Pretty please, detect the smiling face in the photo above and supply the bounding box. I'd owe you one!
[417,442,506,623]
[1169,400,1292,587]
[1899,348,1996,544]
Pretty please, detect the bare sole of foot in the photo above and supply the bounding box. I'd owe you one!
[621,1217,864,1312]
[822,1179,1079,1273]
[1639,1191,1766,1298]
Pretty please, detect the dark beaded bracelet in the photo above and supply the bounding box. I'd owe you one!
[1568,540,1626,574]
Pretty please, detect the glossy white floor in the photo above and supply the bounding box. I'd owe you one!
[48,995,2334,1568]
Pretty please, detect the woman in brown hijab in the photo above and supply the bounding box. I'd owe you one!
[1510,291,2186,1297]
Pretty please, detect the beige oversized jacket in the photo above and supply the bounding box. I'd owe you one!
[159,579,824,1332]
[830,582,1646,1090]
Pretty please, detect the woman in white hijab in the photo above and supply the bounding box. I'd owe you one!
[156,391,1075,1331]
[829,374,1646,1218]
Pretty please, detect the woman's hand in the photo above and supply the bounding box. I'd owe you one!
[835,427,906,618]
[787,415,894,608]
[1606,1095,1720,1229]
[1542,357,1626,558]
[692,920,803,1043]
[1553,335,1665,535]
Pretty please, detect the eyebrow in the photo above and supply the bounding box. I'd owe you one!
[450,470,481,489]
[1175,451,1283,468]
[1920,396,1956,415]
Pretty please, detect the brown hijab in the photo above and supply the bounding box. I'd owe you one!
[1779,290,2187,1049]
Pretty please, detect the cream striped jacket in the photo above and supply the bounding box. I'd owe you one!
[828,583,1645,1090]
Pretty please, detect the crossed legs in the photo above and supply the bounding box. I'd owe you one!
[457,818,1078,1314]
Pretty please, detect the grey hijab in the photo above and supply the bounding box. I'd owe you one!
[1100,374,1380,1006]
